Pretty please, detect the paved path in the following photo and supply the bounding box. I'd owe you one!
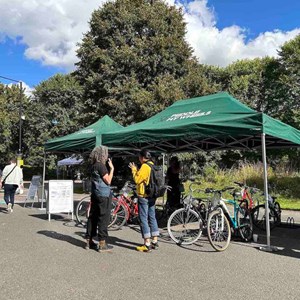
[0,200,300,300]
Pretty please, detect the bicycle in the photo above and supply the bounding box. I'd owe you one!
[75,187,119,228]
[167,182,211,245]
[233,181,281,231]
[109,182,139,230]
[250,193,281,230]
[206,186,253,252]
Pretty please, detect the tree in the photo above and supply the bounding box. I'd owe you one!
[22,74,83,168]
[75,0,201,125]
[0,84,26,166]
[277,34,300,127]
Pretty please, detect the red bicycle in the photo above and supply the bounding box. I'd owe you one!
[109,182,139,230]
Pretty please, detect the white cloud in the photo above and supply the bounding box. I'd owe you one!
[0,0,104,69]
[180,0,300,66]
[0,0,299,70]
[7,81,33,97]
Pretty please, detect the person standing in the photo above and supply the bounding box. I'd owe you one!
[0,158,23,213]
[166,156,181,209]
[129,149,159,253]
[85,146,114,252]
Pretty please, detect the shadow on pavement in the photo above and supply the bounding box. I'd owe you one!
[231,225,300,259]
[73,231,141,251]
[37,230,86,248]
[0,206,8,213]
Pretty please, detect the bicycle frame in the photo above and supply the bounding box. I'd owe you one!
[219,198,240,229]
[112,187,139,222]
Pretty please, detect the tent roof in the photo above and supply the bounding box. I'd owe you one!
[102,92,300,152]
[45,115,123,153]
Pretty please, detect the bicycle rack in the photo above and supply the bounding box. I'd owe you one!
[286,217,295,228]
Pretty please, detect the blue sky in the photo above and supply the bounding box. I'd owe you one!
[211,0,300,35]
[0,0,299,90]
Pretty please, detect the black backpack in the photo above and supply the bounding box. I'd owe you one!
[144,162,165,198]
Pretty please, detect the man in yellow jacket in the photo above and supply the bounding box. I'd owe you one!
[129,150,159,252]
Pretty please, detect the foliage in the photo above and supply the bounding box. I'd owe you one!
[0,83,26,166]
[75,0,215,125]
[22,74,84,169]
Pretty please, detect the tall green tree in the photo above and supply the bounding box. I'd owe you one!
[223,57,282,115]
[75,0,215,125]
[22,74,83,168]
[0,83,27,166]
[277,34,300,126]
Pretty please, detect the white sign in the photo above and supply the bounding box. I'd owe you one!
[27,175,41,200]
[47,180,73,221]
[166,110,211,121]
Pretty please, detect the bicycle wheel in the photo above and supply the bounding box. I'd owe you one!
[207,209,231,252]
[251,204,278,230]
[75,196,90,226]
[167,208,203,245]
[237,203,253,242]
[109,199,128,230]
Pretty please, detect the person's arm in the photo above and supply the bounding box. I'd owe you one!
[0,166,8,184]
[131,163,149,185]
[102,159,114,185]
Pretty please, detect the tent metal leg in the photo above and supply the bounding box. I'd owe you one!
[40,153,46,210]
[259,133,278,252]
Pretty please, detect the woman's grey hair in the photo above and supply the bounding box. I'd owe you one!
[90,146,108,165]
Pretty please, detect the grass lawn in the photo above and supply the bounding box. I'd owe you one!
[277,197,300,210]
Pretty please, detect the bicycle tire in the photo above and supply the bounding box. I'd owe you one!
[251,204,278,230]
[207,209,231,252]
[237,202,253,242]
[75,196,90,226]
[108,198,118,228]
[109,200,128,230]
[167,208,203,245]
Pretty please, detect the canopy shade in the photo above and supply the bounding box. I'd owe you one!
[102,92,300,152]
[45,115,123,153]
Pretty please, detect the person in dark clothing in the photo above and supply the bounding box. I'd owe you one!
[166,156,181,209]
[85,146,114,252]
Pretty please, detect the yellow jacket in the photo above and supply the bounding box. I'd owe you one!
[131,161,153,197]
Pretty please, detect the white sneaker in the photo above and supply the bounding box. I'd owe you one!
[7,203,12,213]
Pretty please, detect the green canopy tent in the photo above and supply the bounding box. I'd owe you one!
[102,92,300,152]
[102,92,300,251]
[45,115,124,153]
[40,116,132,210]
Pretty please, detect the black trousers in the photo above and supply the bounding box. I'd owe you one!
[4,184,18,208]
[167,187,181,209]
[86,193,112,241]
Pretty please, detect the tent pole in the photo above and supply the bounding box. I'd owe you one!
[259,133,278,252]
[41,152,46,210]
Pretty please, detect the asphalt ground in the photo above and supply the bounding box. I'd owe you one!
[0,193,300,300]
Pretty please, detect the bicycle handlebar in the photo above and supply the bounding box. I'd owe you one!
[188,182,201,192]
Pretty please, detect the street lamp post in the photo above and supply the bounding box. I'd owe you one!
[0,75,23,158]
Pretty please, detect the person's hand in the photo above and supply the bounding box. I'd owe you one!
[128,162,136,170]
[107,158,114,170]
